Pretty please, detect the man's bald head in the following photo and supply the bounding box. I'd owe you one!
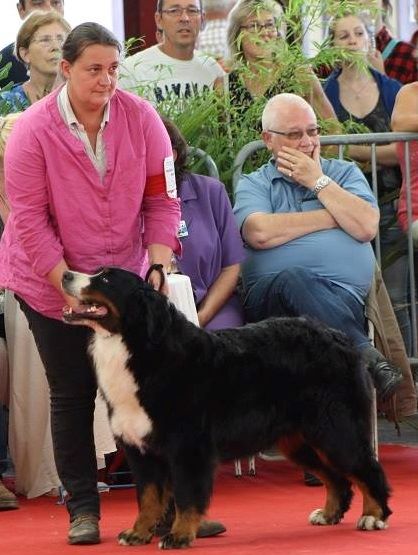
[261,93,316,132]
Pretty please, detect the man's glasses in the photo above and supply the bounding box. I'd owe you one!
[240,21,278,33]
[161,7,202,17]
[31,35,66,48]
[268,127,321,140]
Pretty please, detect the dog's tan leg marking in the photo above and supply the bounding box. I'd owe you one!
[309,478,343,526]
[278,441,345,527]
[118,483,170,545]
[354,480,387,530]
[158,507,201,550]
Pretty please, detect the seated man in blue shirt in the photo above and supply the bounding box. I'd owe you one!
[233,93,402,403]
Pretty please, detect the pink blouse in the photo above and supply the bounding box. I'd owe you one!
[0,87,180,319]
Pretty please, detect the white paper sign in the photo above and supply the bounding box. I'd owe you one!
[164,156,177,199]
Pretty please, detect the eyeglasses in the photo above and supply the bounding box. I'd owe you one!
[161,7,202,17]
[31,35,66,48]
[240,21,278,33]
[268,127,321,140]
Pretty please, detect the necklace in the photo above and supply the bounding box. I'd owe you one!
[339,77,377,100]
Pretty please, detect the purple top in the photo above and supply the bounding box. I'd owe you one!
[0,87,181,319]
[177,173,245,329]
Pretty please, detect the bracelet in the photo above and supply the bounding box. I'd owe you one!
[313,175,332,196]
[144,264,166,292]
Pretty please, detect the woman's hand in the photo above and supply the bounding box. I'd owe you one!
[147,267,169,296]
[147,244,175,297]
[367,49,385,74]
[196,264,240,328]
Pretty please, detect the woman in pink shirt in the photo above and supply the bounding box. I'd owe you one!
[0,22,180,545]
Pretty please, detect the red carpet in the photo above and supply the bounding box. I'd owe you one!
[2,445,418,554]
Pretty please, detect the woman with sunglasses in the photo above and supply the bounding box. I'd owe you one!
[0,10,71,111]
[225,0,335,121]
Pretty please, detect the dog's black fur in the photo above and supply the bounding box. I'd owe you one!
[62,267,391,549]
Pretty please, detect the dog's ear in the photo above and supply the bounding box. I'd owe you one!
[145,292,172,344]
[122,285,172,345]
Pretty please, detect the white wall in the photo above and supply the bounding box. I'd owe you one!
[397,0,417,42]
[1,0,124,47]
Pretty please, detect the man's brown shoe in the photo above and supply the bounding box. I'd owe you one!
[0,479,19,510]
[68,514,100,545]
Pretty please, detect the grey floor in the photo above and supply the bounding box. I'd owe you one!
[378,368,418,446]
[378,413,418,446]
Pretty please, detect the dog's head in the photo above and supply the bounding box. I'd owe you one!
[62,267,162,336]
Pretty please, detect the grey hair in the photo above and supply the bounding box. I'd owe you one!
[261,93,315,131]
[226,0,284,62]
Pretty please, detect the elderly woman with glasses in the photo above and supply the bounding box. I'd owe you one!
[225,0,335,121]
[0,10,71,111]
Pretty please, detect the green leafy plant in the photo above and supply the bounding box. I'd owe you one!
[0,55,14,116]
[125,0,379,194]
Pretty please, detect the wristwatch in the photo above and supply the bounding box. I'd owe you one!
[313,175,332,196]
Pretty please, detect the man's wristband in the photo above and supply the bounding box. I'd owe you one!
[313,175,332,196]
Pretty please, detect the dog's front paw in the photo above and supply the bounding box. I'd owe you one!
[309,508,342,526]
[118,528,153,545]
[357,515,388,531]
[158,532,193,549]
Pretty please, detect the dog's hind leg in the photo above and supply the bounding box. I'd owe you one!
[118,445,171,546]
[278,435,353,526]
[349,455,392,531]
[305,438,391,530]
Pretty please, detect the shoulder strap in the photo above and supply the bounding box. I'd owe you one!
[381,38,400,61]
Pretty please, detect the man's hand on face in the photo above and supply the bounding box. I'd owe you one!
[276,144,323,190]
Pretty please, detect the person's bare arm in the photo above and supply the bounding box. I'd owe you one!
[348,143,399,167]
[147,243,173,296]
[276,145,379,242]
[367,49,385,74]
[197,264,240,327]
[213,76,225,93]
[311,181,379,241]
[391,83,418,132]
[47,258,83,310]
[242,210,337,249]
[308,72,338,121]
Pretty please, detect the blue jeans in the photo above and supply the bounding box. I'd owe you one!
[244,266,370,349]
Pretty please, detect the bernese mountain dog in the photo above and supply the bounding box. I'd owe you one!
[62,266,391,550]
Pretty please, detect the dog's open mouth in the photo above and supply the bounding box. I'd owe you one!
[63,301,108,322]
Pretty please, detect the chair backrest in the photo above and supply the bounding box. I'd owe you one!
[187,146,219,179]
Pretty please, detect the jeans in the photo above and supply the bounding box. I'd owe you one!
[244,266,370,349]
[17,297,100,520]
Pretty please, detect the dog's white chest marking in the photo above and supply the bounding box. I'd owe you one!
[90,333,152,449]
